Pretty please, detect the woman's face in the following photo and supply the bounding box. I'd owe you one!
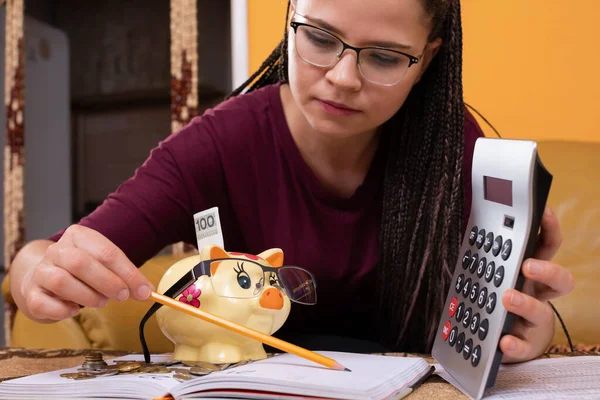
[287,0,440,138]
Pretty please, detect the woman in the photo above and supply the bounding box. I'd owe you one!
[10,0,572,362]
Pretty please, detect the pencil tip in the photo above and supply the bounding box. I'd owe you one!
[331,361,351,371]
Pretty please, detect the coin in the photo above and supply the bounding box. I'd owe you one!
[60,372,96,380]
[182,361,221,371]
[118,362,142,372]
[189,367,212,376]
[167,368,190,375]
[173,373,193,381]
[93,370,119,377]
[138,366,171,374]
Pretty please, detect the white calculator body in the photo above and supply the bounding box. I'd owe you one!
[432,138,552,400]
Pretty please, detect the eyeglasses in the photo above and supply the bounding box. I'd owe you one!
[289,21,420,87]
[138,258,317,363]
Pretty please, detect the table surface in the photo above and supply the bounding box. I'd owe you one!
[0,347,598,399]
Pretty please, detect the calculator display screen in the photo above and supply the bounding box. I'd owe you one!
[483,176,513,206]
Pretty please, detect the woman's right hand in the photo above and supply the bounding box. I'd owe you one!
[12,224,155,322]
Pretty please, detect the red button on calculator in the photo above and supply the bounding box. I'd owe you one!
[442,321,452,341]
[448,297,459,317]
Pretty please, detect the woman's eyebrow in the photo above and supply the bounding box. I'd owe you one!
[299,14,413,51]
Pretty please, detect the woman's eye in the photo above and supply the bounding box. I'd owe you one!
[305,30,337,47]
[237,274,251,289]
[368,52,401,66]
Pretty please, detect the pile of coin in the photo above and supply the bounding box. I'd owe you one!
[59,352,254,381]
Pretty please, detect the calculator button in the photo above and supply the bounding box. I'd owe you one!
[478,318,489,340]
[469,282,479,304]
[471,345,482,367]
[494,265,505,287]
[448,297,459,317]
[476,229,486,249]
[501,239,512,261]
[442,321,452,341]
[455,302,465,322]
[484,261,495,283]
[449,326,458,347]
[462,278,472,298]
[476,257,486,278]
[477,287,488,309]
[455,274,465,293]
[462,307,473,328]
[469,253,479,274]
[470,313,480,334]
[469,226,478,246]
[456,332,465,353]
[484,232,494,253]
[486,293,497,314]
[463,338,473,360]
[492,235,503,256]
[462,250,471,270]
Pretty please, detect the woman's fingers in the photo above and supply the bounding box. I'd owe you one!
[34,260,108,309]
[61,225,154,300]
[502,289,554,327]
[499,334,537,364]
[533,206,562,261]
[25,289,81,321]
[521,259,575,302]
[46,244,129,303]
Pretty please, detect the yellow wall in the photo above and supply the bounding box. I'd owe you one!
[247,0,289,76]
[247,1,600,143]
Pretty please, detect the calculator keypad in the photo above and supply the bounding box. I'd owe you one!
[441,225,512,369]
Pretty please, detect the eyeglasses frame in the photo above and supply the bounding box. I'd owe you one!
[289,21,421,86]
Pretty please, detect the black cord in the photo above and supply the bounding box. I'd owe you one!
[465,102,575,352]
[549,301,575,352]
[464,102,502,138]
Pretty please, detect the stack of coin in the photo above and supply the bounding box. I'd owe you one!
[80,352,108,371]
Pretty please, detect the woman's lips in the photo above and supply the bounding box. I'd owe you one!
[316,99,360,116]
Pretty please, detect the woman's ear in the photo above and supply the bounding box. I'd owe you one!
[415,38,442,84]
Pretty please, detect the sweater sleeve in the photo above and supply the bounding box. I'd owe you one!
[48,117,226,268]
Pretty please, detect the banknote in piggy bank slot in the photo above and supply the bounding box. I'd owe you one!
[149,244,317,364]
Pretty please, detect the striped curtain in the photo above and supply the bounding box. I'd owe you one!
[170,0,199,255]
[3,0,25,347]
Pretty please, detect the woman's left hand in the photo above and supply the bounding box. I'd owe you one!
[500,206,575,363]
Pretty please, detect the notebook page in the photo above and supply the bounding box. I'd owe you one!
[172,351,431,400]
[483,356,600,399]
[0,354,178,400]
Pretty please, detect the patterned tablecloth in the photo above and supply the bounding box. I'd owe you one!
[0,347,598,399]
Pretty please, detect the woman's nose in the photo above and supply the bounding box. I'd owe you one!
[325,51,362,91]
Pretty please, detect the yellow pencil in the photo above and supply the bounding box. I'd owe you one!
[149,291,350,371]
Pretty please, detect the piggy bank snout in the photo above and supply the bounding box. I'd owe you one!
[259,287,284,310]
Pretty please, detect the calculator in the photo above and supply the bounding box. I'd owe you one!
[432,138,552,400]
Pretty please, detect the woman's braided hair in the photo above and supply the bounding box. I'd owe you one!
[229,0,464,353]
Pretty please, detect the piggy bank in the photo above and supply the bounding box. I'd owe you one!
[156,244,292,363]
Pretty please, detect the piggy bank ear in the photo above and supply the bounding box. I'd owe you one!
[257,248,284,267]
[198,244,229,260]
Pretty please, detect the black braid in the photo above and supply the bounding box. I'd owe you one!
[228,0,466,353]
[375,0,464,352]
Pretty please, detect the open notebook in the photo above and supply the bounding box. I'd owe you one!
[0,351,434,400]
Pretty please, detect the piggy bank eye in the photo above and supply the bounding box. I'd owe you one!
[234,262,252,290]
[237,275,251,289]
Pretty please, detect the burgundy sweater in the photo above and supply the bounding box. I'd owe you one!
[50,83,484,350]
